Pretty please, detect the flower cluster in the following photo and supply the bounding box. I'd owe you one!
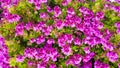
[94,60,109,68]
[0,36,9,68]
[16,44,60,68]
[3,9,21,23]
[115,22,120,34]
[0,0,120,68]
[28,0,47,10]
[0,0,19,8]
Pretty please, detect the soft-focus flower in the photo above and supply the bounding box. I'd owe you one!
[83,52,95,62]
[55,19,64,30]
[25,22,33,31]
[49,64,56,68]
[62,0,72,6]
[15,23,24,36]
[16,55,25,62]
[40,12,48,19]
[61,44,72,56]
[28,61,34,66]
[36,35,45,45]
[28,0,34,4]
[95,12,104,20]
[101,41,114,51]
[40,0,47,3]
[54,6,62,17]
[94,60,110,68]
[58,35,66,47]
[80,61,92,68]
[118,63,120,68]
[109,0,115,2]
[115,22,120,28]
[37,62,47,68]
[106,51,118,62]
[0,36,9,68]
[84,46,90,54]
[35,3,41,10]
[47,38,55,44]
[77,0,85,2]
[66,54,82,66]
[74,37,82,45]
[30,38,36,43]
[67,7,75,15]
[65,34,73,44]
[47,6,53,12]
[42,25,53,36]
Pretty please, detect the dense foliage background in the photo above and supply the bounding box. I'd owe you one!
[0,0,120,68]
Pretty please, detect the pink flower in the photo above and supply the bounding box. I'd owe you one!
[116,28,120,34]
[27,61,34,66]
[37,62,46,68]
[65,34,73,44]
[95,12,104,20]
[16,55,25,62]
[58,35,66,47]
[35,3,41,10]
[40,12,48,19]
[74,37,82,45]
[54,6,62,17]
[66,54,82,66]
[115,22,120,28]
[84,46,90,54]
[47,6,53,12]
[67,7,75,15]
[40,0,47,3]
[106,51,118,62]
[36,35,45,44]
[25,22,33,31]
[30,38,36,43]
[49,64,56,68]
[62,0,72,6]
[28,0,34,4]
[61,44,72,56]
[15,23,24,36]
[83,52,95,62]
[55,19,64,30]
[47,38,55,44]
[118,63,120,68]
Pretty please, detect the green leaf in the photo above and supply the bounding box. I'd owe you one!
[10,58,17,67]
